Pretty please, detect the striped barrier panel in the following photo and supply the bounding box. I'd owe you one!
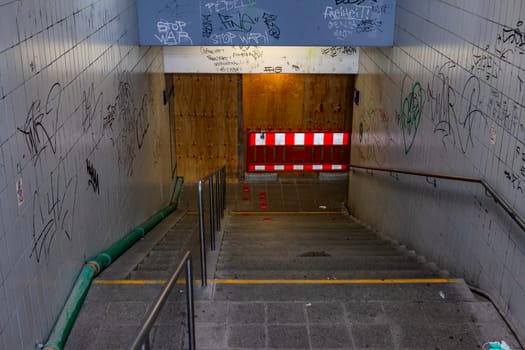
[246,130,350,172]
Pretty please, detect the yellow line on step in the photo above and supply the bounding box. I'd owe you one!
[214,278,458,284]
[230,211,342,215]
[93,278,457,285]
[93,280,168,285]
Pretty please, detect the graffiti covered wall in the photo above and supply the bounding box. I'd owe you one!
[0,1,172,347]
[350,0,525,338]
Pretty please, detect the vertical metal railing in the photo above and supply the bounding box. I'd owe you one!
[128,251,195,350]
[197,166,227,287]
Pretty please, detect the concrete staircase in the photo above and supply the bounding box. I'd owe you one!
[202,211,521,350]
[128,213,198,280]
[216,213,442,280]
[65,182,522,350]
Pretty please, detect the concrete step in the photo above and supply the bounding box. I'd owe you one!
[218,255,417,265]
[222,234,384,241]
[212,279,475,302]
[135,263,175,271]
[224,226,373,232]
[220,241,394,250]
[214,269,442,279]
[163,234,194,242]
[151,243,186,251]
[139,256,182,266]
[125,212,198,278]
[128,270,171,280]
[148,250,184,257]
[218,249,406,257]
[216,213,440,285]
[216,260,427,271]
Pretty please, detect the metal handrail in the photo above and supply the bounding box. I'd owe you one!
[350,164,525,233]
[128,251,195,350]
[197,166,227,286]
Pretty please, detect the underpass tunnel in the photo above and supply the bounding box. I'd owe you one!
[1,1,525,349]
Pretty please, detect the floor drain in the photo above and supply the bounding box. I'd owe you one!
[298,251,331,257]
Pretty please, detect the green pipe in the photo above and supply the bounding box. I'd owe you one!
[42,264,97,350]
[43,177,184,350]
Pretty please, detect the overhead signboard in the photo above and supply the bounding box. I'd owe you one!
[137,0,396,47]
[163,46,359,73]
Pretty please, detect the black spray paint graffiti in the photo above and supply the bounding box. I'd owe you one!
[80,83,104,133]
[262,13,280,39]
[504,170,524,194]
[103,72,150,176]
[486,88,520,136]
[498,20,525,55]
[264,66,282,73]
[321,46,357,57]
[400,75,425,154]
[135,94,150,150]
[427,61,486,153]
[356,19,382,33]
[470,46,502,81]
[152,134,162,167]
[86,159,100,194]
[218,11,259,32]
[17,83,62,163]
[30,161,78,263]
[202,15,213,38]
[358,108,393,165]
[515,145,525,177]
[103,103,117,131]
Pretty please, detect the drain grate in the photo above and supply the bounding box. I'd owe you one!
[298,251,331,257]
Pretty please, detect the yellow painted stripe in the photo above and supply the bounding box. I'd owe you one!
[214,278,458,284]
[94,280,168,285]
[94,278,457,285]
[230,211,342,215]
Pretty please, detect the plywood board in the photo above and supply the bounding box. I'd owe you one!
[243,74,351,130]
[243,74,306,130]
[303,75,350,130]
[174,74,239,182]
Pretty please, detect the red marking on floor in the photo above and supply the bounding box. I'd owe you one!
[242,186,250,192]
[243,195,249,201]
[263,217,272,221]
[260,202,267,209]
[259,192,266,199]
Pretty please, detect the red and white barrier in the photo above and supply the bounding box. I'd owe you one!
[249,132,349,146]
[248,164,347,172]
[246,130,350,173]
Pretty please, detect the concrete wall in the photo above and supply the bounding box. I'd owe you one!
[0,0,172,348]
[349,0,525,338]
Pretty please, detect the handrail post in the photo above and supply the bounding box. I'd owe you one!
[209,175,216,251]
[140,334,150,350]
[216,171,221,232]
[197,180,207,286]
[185,257,195,350]
[222,167,226,218]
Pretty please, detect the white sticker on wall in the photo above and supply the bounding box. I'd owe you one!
[490,126,497,145]
[16,178,24,206]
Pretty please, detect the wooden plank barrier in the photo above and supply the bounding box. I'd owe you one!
[246,130,350,172]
